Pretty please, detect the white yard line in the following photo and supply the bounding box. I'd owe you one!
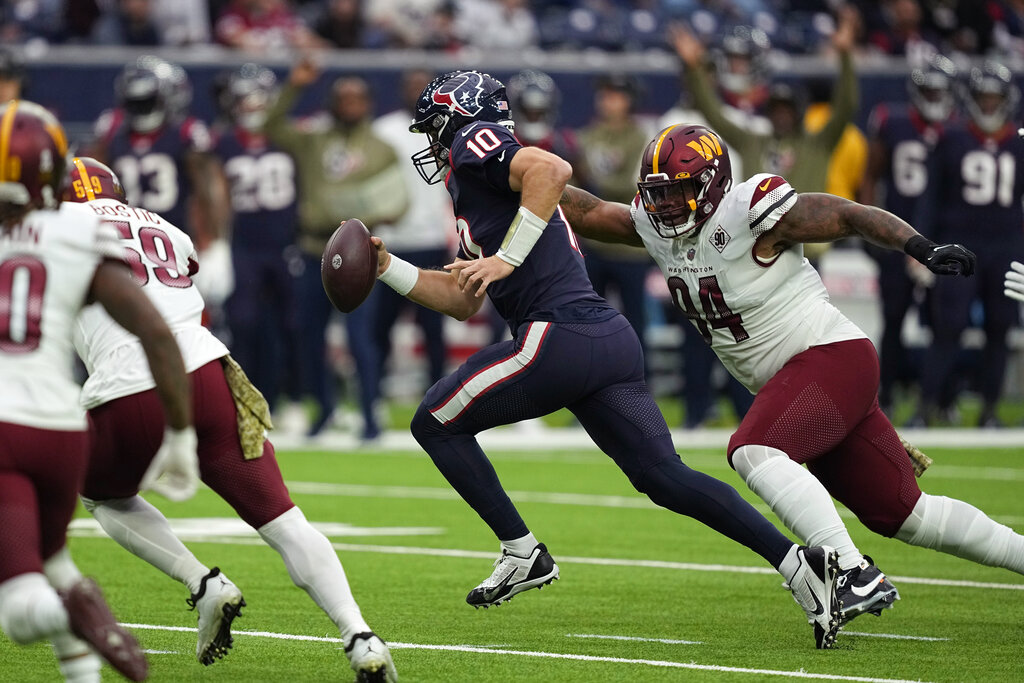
[565,633,703,645]
[120,623,930,683]
[841,632,948,642]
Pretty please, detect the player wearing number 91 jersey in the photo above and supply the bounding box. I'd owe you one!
[563,122,1024,627]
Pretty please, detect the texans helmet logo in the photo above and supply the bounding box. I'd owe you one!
[431,72,487,117]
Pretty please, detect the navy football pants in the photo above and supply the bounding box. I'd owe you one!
[411,315,792,568]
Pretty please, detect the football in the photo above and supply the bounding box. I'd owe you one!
[321,218,378,313]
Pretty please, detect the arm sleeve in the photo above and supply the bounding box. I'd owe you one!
[812,51,858,151]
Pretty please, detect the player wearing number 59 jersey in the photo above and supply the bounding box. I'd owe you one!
[564,122,1024,626]
[378,71,850,649]
[64,158,396,679]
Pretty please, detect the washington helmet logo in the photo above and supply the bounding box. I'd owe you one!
[686,133,723,161]
[432,72,487,117]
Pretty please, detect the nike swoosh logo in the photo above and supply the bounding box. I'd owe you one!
[461,123,481,137]
[849,576,885,598]
[758,179,772,191]
[481,570,517,602]
[498,150,506,162]
[804,579,825,616]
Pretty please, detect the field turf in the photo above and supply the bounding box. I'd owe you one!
[3,435,1023,682]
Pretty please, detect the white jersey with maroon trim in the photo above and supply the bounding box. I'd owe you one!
[631,173,865,393]
[0,205,123,429]
[69,199,228,409]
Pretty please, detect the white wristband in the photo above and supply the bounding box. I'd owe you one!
[496,206,548,267]
[377,255,419,296]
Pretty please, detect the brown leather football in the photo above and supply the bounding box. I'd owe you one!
[321,219,377,313]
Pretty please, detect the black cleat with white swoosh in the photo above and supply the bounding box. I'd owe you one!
[836,556,900,625]
[466,543,559,607]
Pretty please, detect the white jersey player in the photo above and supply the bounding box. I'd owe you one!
[63,157,397,681]
[562,123,1024,626]
[0,101,195,682]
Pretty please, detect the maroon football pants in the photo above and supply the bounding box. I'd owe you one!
[729,338,921,536]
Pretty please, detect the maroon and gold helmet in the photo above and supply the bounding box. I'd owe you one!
[637,124,733,239]
[0,100,68,210]
[63,156,126,204]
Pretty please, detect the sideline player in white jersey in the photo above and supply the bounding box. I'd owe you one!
[0,101,197,682]
[560,123,1024,625]
[63,157,396,682]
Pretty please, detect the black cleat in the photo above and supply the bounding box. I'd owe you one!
[466,543,559,607]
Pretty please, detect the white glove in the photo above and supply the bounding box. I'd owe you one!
[140,427,200,502]
[193,239,235,306]
[1004,261,1024,303]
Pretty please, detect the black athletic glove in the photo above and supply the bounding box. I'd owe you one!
[904,235,976,277]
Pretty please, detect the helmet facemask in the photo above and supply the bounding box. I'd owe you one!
[638,165,718,239]
[410,112,453,185]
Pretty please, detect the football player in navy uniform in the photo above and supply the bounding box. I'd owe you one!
[859,55,958,416]
[915,61,1024,427]
[372,71,845,649]
[89,57,233,306]
[211,64,300,414]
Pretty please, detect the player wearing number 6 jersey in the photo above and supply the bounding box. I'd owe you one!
[376,70,847,649]
[64,158,397,681]
[561,122,1024,624]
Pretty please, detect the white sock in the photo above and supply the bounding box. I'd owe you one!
[42,546,83,591]
[733,444,863,570]
[81,496,210,594]
[257,506,370,642]
[896,493,1024,574]
[500,532,539,557]
[0,573,69,644]
[51,631,102,683]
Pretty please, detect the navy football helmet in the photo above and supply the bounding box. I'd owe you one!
[507,69,559,144]
[217,63,277,131]
[713,25,770,96]
[637,124,732,239]
[908,54,957,124]
[962,60,1019,134]
[409,70,513,184]
[116,62,171,133]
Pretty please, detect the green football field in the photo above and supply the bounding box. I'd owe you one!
[3,436,1023,682]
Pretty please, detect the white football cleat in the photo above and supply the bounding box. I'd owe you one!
[466,543,559,608]
[345,631,397,682]
[187,567,245,665]
[786,545,841,649]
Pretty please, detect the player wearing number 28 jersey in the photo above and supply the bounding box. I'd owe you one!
[376,70,848,649]
[563,122,1024,625]
[64,158,397,679]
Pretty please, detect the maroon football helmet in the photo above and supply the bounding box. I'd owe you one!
[63,157,127,204]
[637,124,733,238]
[0,100,68,211]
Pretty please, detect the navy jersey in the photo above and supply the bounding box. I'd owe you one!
[867,103,943,223]
[445,122,615,331]
[919,122,1024,243]
[98,109,212,235]
[213,127,298,252]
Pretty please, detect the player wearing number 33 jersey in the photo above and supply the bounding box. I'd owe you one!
[564,123,1024,626]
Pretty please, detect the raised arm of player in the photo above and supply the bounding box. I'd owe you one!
[558,185,643,247]
[761,192,976,276]
[373,236,485,321]
[445,147,573,297]
[89,261,192,429]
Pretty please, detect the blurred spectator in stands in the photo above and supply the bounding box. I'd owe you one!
[0,48,26,101]
[312,0,390,49]
[372,69,453,396]
[574,74,654,359]
[659,24,772,184]
[264,56,408,440]
[914,60,1024,428]
[865,0,941,62]
[152,0,211,45]
[859,55,957,417]
[215,0,323,50]
[672,5,858,199]
[0,0,65,44]
[363,0,451,49]
[92,0,162,46]
[210,63,302,423]
[458,0,538,52]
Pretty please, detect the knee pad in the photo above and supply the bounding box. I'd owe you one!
[731,444,789,483]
